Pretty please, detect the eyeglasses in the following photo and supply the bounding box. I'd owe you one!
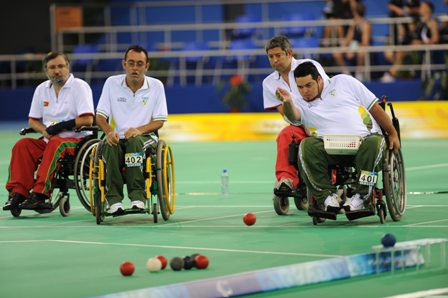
[126,60,147,68]
[47,64,67,71]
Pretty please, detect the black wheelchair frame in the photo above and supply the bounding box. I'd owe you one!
[273,96,407,225]
[6,127,99,218]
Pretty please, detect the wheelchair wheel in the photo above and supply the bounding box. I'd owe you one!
[93,141,105,224]
[273,195,289,215]
[378,207,386,224]
[10,208,21,217]
[294,197,308,211]
[156,140,176,221]
[74,139,100,212]
[59,196,70,217]
[95,196,104,225]
[153,203,158,223]
[312,216,326,225]
[383,149,406,222]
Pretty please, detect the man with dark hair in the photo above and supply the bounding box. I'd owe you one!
[262,35,328,198]
[95,44,168,216]
[4,51,94,211]
[275,61,400,214]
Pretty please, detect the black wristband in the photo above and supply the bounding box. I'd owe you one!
[46,119,77,135]
[59,119,77,130]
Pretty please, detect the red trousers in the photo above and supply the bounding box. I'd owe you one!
[275,125,307,188]
[6,136,80,198]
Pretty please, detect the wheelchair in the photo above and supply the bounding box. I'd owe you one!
[7,127,100,218]
[273,140,309,216]
[277,96,406,225]
[89,137,176,224]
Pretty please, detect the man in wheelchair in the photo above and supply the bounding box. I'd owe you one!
[95,44,168,216]
[3,51,94,211]
[275,61,400,219]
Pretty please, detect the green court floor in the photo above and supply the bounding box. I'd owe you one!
[0,131,447,298]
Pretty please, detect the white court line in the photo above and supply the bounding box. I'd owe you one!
[385,288,448,298]
[404,218,448,226]
[406,163,448,171]
[0,239,343,259]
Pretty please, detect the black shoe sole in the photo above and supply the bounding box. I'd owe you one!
[112,208,125,217]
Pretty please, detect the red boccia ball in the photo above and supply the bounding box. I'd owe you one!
[156,255,168,269]
[120,261,135,276]
[195,255,209,269]
[243,212,256,226]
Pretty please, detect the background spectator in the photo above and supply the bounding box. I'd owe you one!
[332,1,372,81]
[381,1,439,82]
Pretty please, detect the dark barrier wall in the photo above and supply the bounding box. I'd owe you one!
[0,80,424,121]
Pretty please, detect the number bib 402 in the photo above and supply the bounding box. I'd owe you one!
[125,152,143,167]
[358,170,378,186]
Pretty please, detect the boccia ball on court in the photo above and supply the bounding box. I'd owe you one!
[156,255,168,269]
[170,256,184,271]
[146,257,162,272]
[194,254,209,269]
[243,212,256,226]
[381,233,396,247]
[120,261,135,276]
[183,255,195,270]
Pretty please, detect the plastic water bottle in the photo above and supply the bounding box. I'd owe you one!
[221,169,229,198]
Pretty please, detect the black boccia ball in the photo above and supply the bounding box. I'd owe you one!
[183,256,194,270]
[170,257,184,271]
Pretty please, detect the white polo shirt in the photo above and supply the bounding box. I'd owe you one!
[262,58,330,126]
[96,74,168,139]
[28,74,95,139]
[296,74,382,138]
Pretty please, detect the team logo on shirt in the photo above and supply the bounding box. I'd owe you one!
[117,97,127,102]
[43,101,49,107]
[142,97,149,106]
[329,89,336,97]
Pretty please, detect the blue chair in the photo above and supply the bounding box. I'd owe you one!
[228,38,257,62]
[72,44,100,84]
[280,13,316,38]
[290,37,320,59]
[232,14,261,39]
[181,41,209,85]
[213,38,258,84]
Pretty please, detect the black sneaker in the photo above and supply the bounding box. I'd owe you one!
[18,192,50,210]
[3,193,27,211]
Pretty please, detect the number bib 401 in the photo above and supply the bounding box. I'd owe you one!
[358,170,378,186]
[125,152,143,167]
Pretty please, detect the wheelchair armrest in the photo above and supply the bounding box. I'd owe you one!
[74,126,101,133]
[20,127,36,135]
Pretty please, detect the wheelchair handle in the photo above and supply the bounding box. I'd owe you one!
[20,126,100,135]
[20,128,37,135]
[74,125,100,133]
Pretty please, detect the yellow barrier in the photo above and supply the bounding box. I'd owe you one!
[162,102,448,142]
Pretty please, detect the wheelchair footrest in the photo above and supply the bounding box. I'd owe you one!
[345,205,375,221]
[307,205,337,220]
[273,189,306,199]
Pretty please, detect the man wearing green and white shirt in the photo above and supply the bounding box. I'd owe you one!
[96,44,168,216]
[276,61,400,214]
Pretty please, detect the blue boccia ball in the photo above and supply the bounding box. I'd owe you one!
[381,233,396,247]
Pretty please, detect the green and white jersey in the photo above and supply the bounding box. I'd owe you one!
[96,74,168,138]
[297,74,382,138]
